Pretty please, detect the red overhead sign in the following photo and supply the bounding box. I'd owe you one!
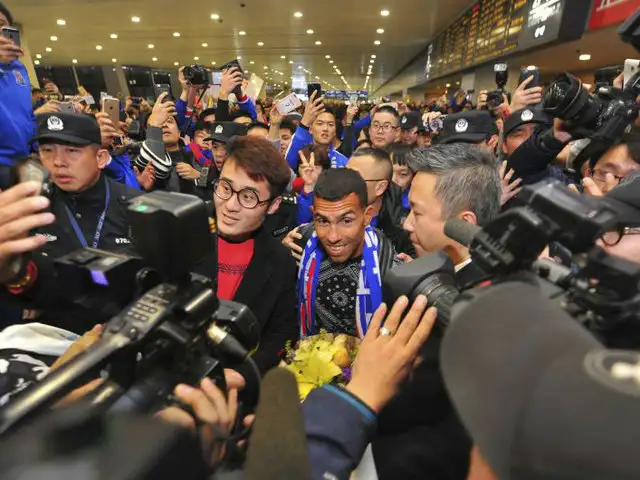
[588,0,640,31]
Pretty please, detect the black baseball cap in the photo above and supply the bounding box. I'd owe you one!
[438,111,495,145]
[442,281,640,480]
[503,106,552,138]
[206,122,248,144]
[34,112,102,146]
[399,111,421,131]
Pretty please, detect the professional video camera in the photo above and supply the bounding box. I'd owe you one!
[486,62,510,110]
[543,12,640,171]
[0,191,260,438]
[384,180,640,344]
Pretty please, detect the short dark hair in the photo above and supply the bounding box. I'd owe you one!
[247,122,270,133]
[199,108,217,121]
[316,106,336,121]
[373,106,400,123]
[279,120,296,135]
[350,147,393,181]
[408,144,500,226]
[231,110,252,121]
[314,168,368,210]
[0,3,13,25]
[621,127,640,165]
[227,136,291,198]
[193,120,213,134]
[386,143,413,167]
[297,144,331,174]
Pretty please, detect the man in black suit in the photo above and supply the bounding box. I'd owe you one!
[372,143,501,479]
[194,136,298,380]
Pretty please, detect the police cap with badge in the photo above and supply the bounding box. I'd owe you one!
[399,111,423,131]
[34,112,102,146]
[206,122,248,145]
[438,111,496,144]
[503,106,552,138]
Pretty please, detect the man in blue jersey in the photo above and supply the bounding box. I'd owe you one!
[0,3,35,187]
[285,91,348,171]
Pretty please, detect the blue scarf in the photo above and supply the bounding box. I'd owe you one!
[402,188,410,211]
[298,226,383,339]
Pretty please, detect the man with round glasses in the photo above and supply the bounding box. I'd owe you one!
[369,105,401,150]
[196,136,298,381]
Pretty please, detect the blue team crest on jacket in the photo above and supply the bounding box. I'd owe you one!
[13,70,27,87]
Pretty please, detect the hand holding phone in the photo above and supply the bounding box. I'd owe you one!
[0,27,23,63]
[307,83,322,100]
[102,97,120,127]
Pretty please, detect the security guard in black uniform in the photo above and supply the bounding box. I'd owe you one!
[33,112,140,257]
[0,112,141,333]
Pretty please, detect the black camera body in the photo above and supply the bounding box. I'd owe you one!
[183,64,210,86]
[486,63,509,110]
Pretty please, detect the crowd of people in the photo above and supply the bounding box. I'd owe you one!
[2,2,640,479]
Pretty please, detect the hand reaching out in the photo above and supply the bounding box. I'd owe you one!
[148,93,176,128]
[134,162,156,191]
[346,295,437,413]
[175,162,201,181]
[299,151,321,192]
[301,91,325,128]
[499,161,522,206]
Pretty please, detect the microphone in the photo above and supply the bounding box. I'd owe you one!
[441,281,640,480]
[443,218,480,247]
[244,368,310,480]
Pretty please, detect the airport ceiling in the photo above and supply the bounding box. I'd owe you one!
[7,0,474,94]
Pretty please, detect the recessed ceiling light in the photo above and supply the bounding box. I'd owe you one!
[371,54,377,58]
[95,45,102,50]
[370,59,375,63]
[210,13,220,20]
[50,36,58,41]
[374,40,381,45]
[250,61,255,64]
[173,32,181,37]
[294,11,303,18]
[239,30,246,35]
[36,53,42,59]
[329,60,334,64]
[148,44,154,49]
[315,76,320,80]
[194,56,199,60]
[579,53,591,61]
[298,65,303,69]
[202,43,208,47]
[257,41,264,46]
[211,61,217,65]
[325,55,331,59]
[111,58,117,63]
[380,9,390,16]
[281,55,286,59]
[72,59,77,64]
[376,28,385,34]
[174,61,179,66]
[237,56,242,59]
[306,29,314,34]
[131,16,141,23]
[110,33,118,39]
[152,57,158,62]
[56,19,66,26]
[34,60,40,65]
[315,41,322,45]
[289,60,293,64]
[264,66,268,69]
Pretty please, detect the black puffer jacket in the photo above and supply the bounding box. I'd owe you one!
[378,183,415,256]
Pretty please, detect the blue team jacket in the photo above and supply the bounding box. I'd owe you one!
[285,125,348,172]
[176,95,258,135]
[0,61,35,166]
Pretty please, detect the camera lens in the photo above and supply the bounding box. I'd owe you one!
[544,73,603,130]
[413,272,459,329]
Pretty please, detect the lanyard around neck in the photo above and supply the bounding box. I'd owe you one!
[63,176,111,248]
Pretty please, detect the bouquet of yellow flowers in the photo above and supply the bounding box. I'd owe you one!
[282,331,360,401]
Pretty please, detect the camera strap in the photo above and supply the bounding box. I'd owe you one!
[63,176,111,248]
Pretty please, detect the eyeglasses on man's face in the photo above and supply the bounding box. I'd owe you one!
[600,226,640,246]
[213,179,271,209]
[370,122,398,133]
